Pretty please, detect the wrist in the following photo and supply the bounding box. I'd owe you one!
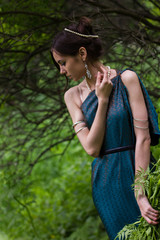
[98,97,109,105]
[134,186,145,201]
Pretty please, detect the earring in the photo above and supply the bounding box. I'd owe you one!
[84,62,92,79]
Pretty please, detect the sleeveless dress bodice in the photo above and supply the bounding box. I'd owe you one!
[81,69,160,240]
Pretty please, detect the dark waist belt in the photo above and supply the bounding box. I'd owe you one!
[101,145,135,156]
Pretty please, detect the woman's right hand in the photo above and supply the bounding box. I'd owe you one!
[137,194,159,225]
[95,66,113,103]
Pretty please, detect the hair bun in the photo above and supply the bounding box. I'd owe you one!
[51,16,103,63]
[77,16,93,35]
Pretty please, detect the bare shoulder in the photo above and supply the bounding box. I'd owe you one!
[121,70,139,88]
[64,85,84,122]
[121,69,144,102]
[64,86,75,102]
[64,85,81,109]
[64,86,78,103]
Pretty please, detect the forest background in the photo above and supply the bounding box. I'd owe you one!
[0,0,160,239]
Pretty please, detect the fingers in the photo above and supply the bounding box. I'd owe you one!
[96,71,101,86]
[96,66,111,87]
[150,207,159,214]
[99,66,113,89]
[143,215,159,225]
[100,66,109,82]
[142,206,159,225]
[96,70,108,85]
[95,66,113,98]
[148,211,159,219]
[100,65,108,73]
[138,195,159,225]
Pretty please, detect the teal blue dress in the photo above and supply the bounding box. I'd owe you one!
[81,69,160,240]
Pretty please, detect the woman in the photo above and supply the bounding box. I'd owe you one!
[51,17,160,240]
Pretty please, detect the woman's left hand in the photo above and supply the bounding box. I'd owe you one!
[137,194,159,225]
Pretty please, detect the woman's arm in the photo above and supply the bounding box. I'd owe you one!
[121,70,159,225]
[64,68,112,157]
[121,70,150,173]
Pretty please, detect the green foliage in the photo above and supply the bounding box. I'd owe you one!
[0,0,160,239]
[0,232,9,240]
[151,98,160,159]
[0,138,108,240]
[115,158,160,240]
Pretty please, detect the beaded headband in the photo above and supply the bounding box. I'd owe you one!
[64,28,99,38]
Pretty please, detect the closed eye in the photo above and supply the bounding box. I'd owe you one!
[61,62,66,66]
[58,60,66,66]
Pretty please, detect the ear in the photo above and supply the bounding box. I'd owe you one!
[78,47,87,61]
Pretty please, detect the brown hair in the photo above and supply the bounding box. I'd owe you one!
[51,17,103,71]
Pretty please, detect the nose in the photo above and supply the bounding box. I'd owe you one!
[60,66,66,75]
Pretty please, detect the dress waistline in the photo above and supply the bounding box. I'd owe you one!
[101,145,135,156]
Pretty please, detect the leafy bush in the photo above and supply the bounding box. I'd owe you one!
[115,158,160,240]
[0,138,108,240]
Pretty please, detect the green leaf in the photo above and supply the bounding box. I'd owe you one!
[146,227,151,236]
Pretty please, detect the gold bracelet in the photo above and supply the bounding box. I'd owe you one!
[133,117,148,122]
[75,127,87,134]
[134,125,149,130]
[72,120,85,128]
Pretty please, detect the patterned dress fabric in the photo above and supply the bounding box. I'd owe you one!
[81,69,160,240]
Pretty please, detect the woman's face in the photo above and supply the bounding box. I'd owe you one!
[52,50,86,81]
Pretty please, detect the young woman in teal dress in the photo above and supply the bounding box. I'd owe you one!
[51,17,160,240]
